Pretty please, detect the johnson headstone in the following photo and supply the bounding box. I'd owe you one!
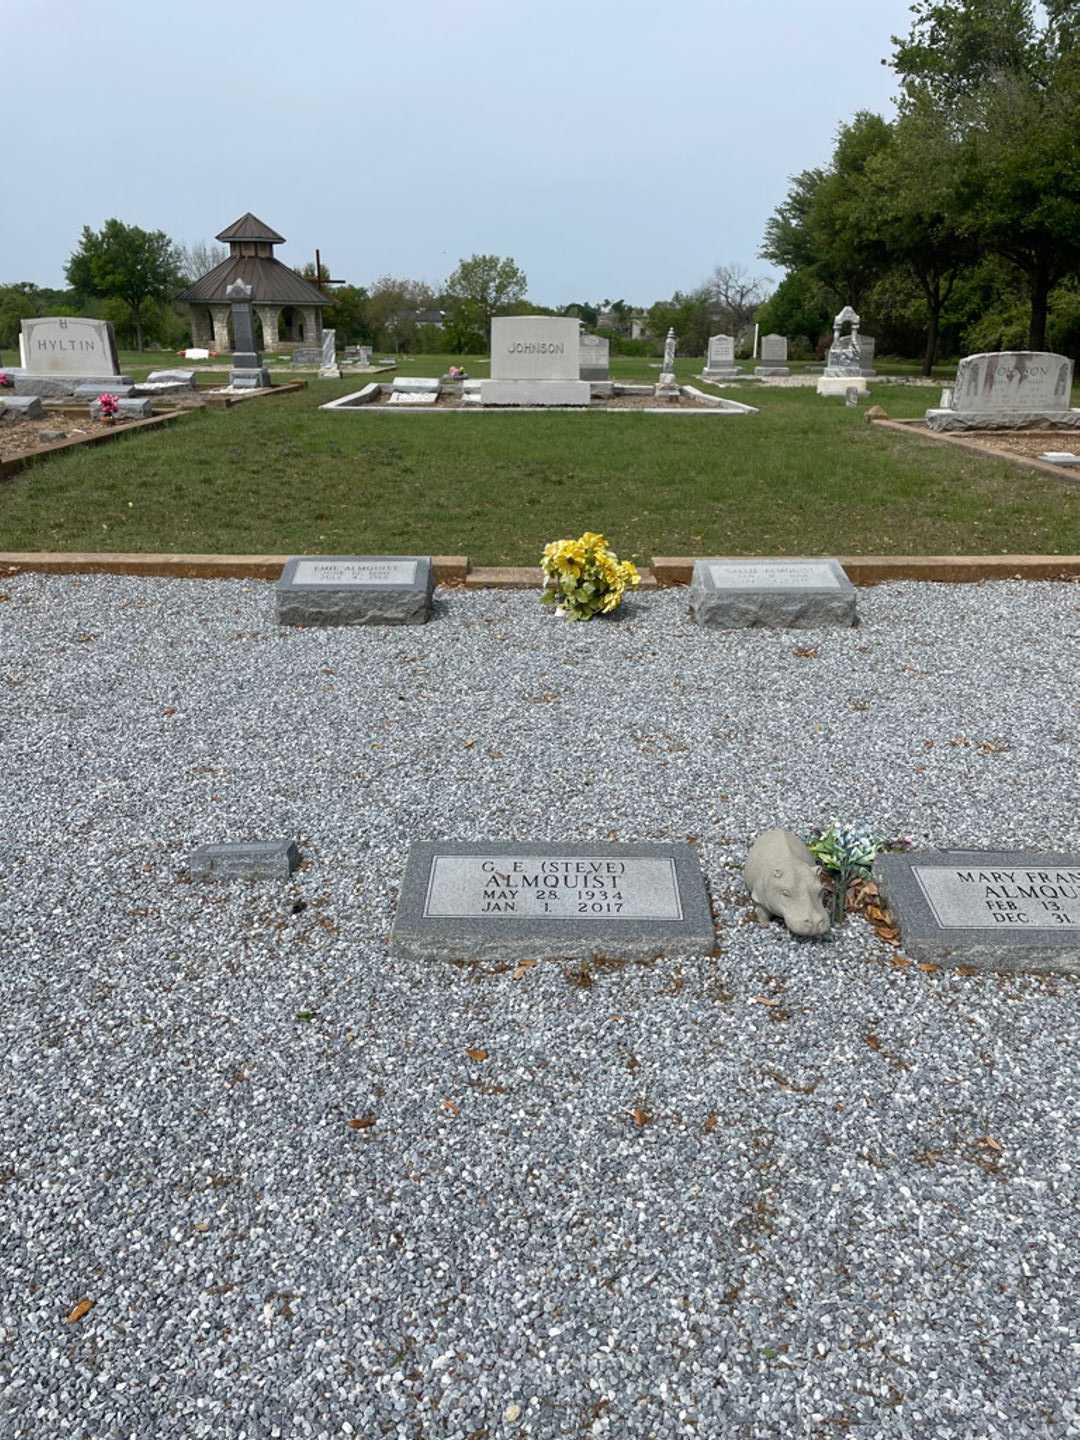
[391,841,715,962]
[481,316,590,406]
[875,850,1080,975]
[926,351,1080,431]
[688,558,857,628]
[276,555,434,626]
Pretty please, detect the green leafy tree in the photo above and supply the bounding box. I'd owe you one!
[444,254,527,338]
[889,0,1080,348]
[754,271,832,350]
[323,285,371,343]
[66,219,184,350]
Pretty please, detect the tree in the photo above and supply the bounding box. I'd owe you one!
[707,263,771,339]
[761,113,894,310]
[753,271,832,351]
[322,285,371,344]
[177,241,227,282]
[889,0,1080,348]
[66,219,184,350]
[444,254,527,337]
[363,275,436,351]
[859,95,979,371]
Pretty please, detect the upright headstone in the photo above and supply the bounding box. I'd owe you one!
[659,328,677,385]
[688,558,857,628]
[703,334,738,379]
[817,306,868,396]
[755,334,790,377]
[858,335,876,376]
[925,352,1080,432]
[579,333,610,381]
[875,850,1080,975]
[480,317,590,406]
[226,279,271,389]
[319,328,340,379]
[13,317,131,397]
[391,841,715,962]
[276,555,434,626]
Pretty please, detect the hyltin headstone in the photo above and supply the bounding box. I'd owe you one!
[755,334,790,377]
[875,850,1080,975]
[688,557,857,628]
[14,316,132,397]
[925,351,1080,432]
[276,555,434,626]
[391,840,715,962]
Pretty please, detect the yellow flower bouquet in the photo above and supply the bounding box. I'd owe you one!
[539,531,640,621]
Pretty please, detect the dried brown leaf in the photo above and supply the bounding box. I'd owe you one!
[66,1298,93,1324]
[440,1098,460,1116]
[511,958,537,980]
[704,1113,718,1133]
[465,1047,488,1063]
[348,1115,376,1130]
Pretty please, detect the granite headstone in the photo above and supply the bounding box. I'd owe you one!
[875,850,1080,975]
[276,555,434,626]
[688,558,857,628]
[925,351,1080,432]
[391,840,715,962]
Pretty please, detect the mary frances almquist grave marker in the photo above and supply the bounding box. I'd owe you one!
[392,842,714,962]
[876,851,1080,975]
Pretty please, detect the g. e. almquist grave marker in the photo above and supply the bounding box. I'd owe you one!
[391,841,715,962]
[875,850,1080,975]
[276,555,434,626]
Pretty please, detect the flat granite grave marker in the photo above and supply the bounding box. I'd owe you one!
[392,841,715,962]
[875,850,1080,974]
[190,838,300,880]
[688,558,857,628]
[276,555,434,626]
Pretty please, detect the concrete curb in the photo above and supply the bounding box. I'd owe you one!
[1,553,1078,587]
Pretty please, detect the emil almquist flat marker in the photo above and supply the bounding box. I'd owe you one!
[392,841,715,962]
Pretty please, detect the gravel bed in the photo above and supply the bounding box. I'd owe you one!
[1,575,1078,1440]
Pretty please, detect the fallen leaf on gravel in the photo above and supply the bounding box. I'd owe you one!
[866,1034,883,1052]
[441,1099,460,1116]
[704,1113,718,1133]
[463,739,476,749]
[793,646,819,659]
[876,926,901,943]
[66,1299,93,1324]
[956,964,979,976]
[977,1136,1003,1152]
[348,1115,376,1130]
[162,707,177,717]
[465,1047,488,1063]
[749,995,782,1006]
[511,959,537,980]
[629,1107,652,1127]
[917,962,939,974]
[890,955,911,969]
[865,905,888,923]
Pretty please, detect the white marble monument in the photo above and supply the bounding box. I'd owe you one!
[703,334,738,379]
[480,317,590,406]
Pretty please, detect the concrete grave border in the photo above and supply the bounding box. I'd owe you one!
[870,417,1080,486]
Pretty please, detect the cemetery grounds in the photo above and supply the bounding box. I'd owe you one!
[1,356,1078,1439]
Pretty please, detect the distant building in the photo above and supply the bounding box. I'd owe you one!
[176,213,328,353]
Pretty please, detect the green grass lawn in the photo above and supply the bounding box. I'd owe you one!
[3,356,1079,562]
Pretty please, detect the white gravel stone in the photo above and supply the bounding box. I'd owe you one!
[0,575,1077,1439]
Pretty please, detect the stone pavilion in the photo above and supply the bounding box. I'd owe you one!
[177,213,328,355]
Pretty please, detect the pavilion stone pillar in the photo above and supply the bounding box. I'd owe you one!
[209,304,232,354]
[298,306,322,345]
[255,304,282,353]
[188,306,214,350]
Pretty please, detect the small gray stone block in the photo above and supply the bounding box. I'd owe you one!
[190,838,301,881]
[146,369,197,387]
[875,850,1080,975]
[689,558,857,629]
[391,377,441,393]
[13,376,77,398]
[75,383,134,399]
[230,368,272,389]
[276,555,434,627]
[391,840,715,963]
[754,366,790,377]
[0,395,44,418]
[91,397,153,419]
[231,351,263,370]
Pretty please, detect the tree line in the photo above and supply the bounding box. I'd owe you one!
[758,0,1080,372]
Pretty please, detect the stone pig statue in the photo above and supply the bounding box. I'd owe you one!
[743,829,830,937]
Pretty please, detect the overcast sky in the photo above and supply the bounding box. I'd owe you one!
[4,0,917,305]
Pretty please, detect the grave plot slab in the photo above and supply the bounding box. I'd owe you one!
[688,558,857,628]
[276,555,434,626]
[875,850,1080,975]
[391,841,715,963]
[190,838,300,880]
